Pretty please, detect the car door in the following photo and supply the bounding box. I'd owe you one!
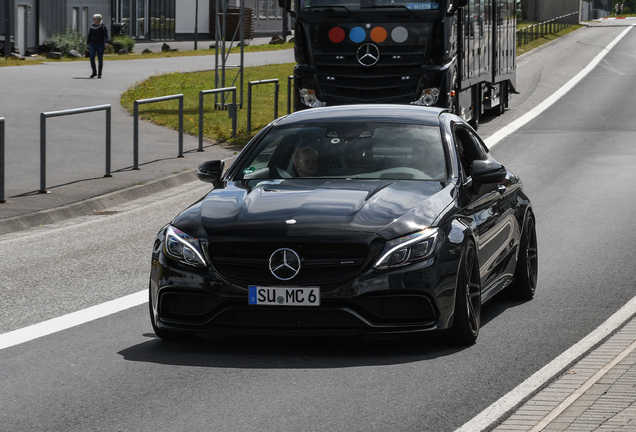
[454,124,516,294]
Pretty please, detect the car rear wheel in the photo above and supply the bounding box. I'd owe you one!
[450,242,481,345]
[510,211,538,300]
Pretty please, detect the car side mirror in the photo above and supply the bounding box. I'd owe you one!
[471,160,507,184]
[197,160,225,186]
[278,0,291,11]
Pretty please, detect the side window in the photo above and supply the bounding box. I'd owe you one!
[454,126,487,177]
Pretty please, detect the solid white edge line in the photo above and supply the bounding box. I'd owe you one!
[484,24,635,150]
[456,25,636,432]
[0,290,147,351]
[454,296,636,432]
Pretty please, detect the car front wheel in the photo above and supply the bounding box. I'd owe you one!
[450,242,481,345]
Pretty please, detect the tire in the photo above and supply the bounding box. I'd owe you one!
[493,83,507,117]
[510,211,538,300]
[149,289,194,342]
[450,242,481,345]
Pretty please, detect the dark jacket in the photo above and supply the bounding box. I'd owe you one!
[87,23,109,46]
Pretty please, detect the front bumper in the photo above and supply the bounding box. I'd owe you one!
[149,245,461,336]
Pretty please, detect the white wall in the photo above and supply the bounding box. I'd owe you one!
[175,0,210,34]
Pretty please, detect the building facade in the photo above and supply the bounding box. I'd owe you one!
[1,0,286,56]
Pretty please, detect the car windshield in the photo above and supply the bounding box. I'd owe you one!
[235,122,447,181]
[301,0,440,10]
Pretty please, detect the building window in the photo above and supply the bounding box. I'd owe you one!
[259,0,267,19]
[72,7,79,30]
[268,0,276,18]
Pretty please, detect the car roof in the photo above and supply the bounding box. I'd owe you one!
[274,105,445,127]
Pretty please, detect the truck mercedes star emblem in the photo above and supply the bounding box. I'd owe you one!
[356,43,380,67]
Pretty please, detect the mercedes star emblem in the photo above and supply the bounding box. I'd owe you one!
[356,43,380,67]
[269,248,301,280]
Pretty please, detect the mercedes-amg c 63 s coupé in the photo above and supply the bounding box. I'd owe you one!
[149,105,538,345]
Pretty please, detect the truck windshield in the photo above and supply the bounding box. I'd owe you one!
[301,0,440,10]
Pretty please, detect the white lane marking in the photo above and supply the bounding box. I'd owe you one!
[0,290,147,351]
[454,296,636,432]
[484,24,634,149]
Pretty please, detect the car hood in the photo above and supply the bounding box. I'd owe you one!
[173,179,456,240]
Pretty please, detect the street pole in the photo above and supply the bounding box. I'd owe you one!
[194,0,199,50]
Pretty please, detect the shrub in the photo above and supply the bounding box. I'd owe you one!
[42,27,86,56]
[110,35,135,53]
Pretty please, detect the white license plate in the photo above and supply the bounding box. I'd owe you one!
[248,286,320,306]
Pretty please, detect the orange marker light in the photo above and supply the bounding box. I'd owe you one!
[370,27,387,43]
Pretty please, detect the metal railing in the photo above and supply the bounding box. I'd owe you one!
[199,87,237,151]
[0,117,4,203]
[247,79,279,134]
[517,12,579,47]
[39,105,112,194]
[133,94,184,170]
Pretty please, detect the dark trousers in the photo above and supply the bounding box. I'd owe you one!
[89,44,105,76]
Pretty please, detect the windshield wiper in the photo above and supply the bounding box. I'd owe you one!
[304,5,364,20]
[360,4,424,20]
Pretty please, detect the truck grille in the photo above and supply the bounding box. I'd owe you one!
[313,45,425,103]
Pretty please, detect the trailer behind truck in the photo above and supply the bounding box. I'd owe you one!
[278,0,517,128]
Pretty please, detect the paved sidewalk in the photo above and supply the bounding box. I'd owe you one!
[491,315,636,431]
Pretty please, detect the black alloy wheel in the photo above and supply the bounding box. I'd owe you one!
[510,211,538,300]
[450,242,481,345]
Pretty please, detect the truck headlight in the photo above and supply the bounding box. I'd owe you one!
[373,228,439,270]
[413,88,440,106]
[300,88,326,108]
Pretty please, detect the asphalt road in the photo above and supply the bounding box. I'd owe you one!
[2,22,636,432]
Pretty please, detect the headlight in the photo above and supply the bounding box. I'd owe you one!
[164,225,208,267]
[413,88,440,106]
[373,228,439,270]
[300,88,326,108]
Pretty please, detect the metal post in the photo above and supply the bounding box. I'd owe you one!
[247,82,253,134]
[178,97,184,158]
[194,0,199,50]
[287,76,293,114]
[39,105,113,192]
[0,118,5,203]
[274,82,279,119]
[105,106,112,177]
[40,113,47,193]
[134,101,140,170]
[199,91,205,151]
[133,95,184,166]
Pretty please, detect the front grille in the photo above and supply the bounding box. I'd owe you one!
[313,45,425,103]
[209,241,372,287]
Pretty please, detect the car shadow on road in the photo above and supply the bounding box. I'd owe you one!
[119,295,531,369]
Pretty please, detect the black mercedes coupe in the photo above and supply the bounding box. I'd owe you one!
[149,105,537,345]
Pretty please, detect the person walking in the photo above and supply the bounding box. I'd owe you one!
[86,14,109,78]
